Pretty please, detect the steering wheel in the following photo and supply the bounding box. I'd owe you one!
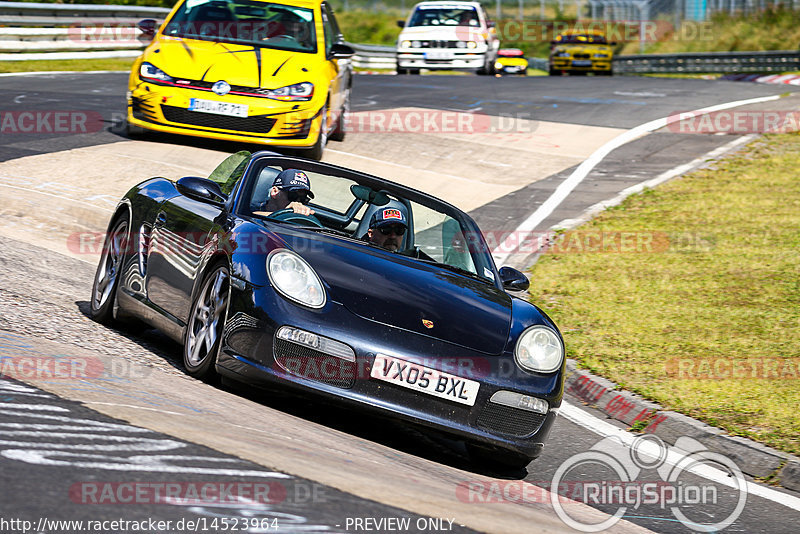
[266,208,324,228]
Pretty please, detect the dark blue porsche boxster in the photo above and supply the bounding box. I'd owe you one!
[91,151,565,468]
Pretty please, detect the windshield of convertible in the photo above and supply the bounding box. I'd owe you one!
[163,0,317,53]
[239,163,497,283]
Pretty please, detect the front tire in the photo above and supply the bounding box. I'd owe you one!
[90,214,130,324]
[329,87,350,142]
[184,265,229,380]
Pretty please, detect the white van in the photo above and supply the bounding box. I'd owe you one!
[396,1,499,74]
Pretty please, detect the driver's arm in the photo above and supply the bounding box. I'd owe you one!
[253,202,315,217]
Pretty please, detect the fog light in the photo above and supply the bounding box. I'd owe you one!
[275,326,355,362]
[490,391,548,414]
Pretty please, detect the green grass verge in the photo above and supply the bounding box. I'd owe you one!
[620,6,800,55]
[0,58,135,74]
[528,133,800,455]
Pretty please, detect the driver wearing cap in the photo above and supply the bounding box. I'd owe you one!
[254,168,315,216]
[366,207,407,252]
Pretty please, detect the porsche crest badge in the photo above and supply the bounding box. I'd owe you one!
[422,319,434,329]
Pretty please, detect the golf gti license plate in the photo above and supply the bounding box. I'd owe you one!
[371,354,479,406]
[188,99,248,118]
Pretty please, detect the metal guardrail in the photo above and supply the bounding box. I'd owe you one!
[349,43,396,69]
[0,1,170,26]
[614,50,800,74]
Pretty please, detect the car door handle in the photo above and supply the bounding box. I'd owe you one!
[156,212,167,225]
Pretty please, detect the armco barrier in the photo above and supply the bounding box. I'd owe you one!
[614,50,800,74]
[0,1,169,26]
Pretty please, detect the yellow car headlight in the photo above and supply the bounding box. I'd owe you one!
[262,82,314,102]
[139,62,173,84]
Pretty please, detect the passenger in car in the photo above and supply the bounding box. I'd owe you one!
[366,207,408,252]
[253,168,315,216]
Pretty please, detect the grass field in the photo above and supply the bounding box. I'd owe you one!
[0,58,135,74]
[527,133,800,455]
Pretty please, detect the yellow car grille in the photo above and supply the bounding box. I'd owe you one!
[160,105,277,134]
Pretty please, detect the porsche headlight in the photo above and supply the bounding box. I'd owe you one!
[267,250,325,308]
[139,62,173,83]
[401,40,412,48]
[593,53,609,58]
[262,82,314,101]
[514,326,563,373]
[466,41,477,49]
[554,51,570,58]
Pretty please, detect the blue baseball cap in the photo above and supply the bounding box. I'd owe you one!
[273,169,314,198]
[369,207,407,229]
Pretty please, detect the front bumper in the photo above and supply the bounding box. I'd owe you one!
[550,57,612,73]
[397,50,487,71]
[216,281,563,458]
[128,82,322,147]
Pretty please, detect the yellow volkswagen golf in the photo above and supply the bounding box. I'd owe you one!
[128,0,354,159]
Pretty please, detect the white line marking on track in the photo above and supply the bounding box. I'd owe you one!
[560,400,800,511]
[552,134,757,230]
[0,404,68,411]
[0,183,114,211]
[491,94,781,265]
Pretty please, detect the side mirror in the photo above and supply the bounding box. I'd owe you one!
[610,41,618,46]
[330,43,355,59]
[176,176,227,206]
[397,20,405,28]
[499,266,529,292]
[487,20,496,28]
[137,19,157,37]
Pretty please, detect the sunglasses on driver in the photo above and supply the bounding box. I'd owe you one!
[378,225,406,236]
[286,190,311,205]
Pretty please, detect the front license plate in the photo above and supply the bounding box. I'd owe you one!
[425,50,454,60]
[188,99,248,118]
[370,354,479,406]
[571,60,592,67]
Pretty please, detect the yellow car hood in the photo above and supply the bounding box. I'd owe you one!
[148,38,317,88]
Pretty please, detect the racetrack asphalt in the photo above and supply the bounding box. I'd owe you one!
[1,71,799,533]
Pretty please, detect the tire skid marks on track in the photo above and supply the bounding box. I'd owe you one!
[0,378,289,478]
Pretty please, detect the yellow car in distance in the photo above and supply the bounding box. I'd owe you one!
[548,30,614,76]
[128,0,354,159]
[494,48,528,75]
